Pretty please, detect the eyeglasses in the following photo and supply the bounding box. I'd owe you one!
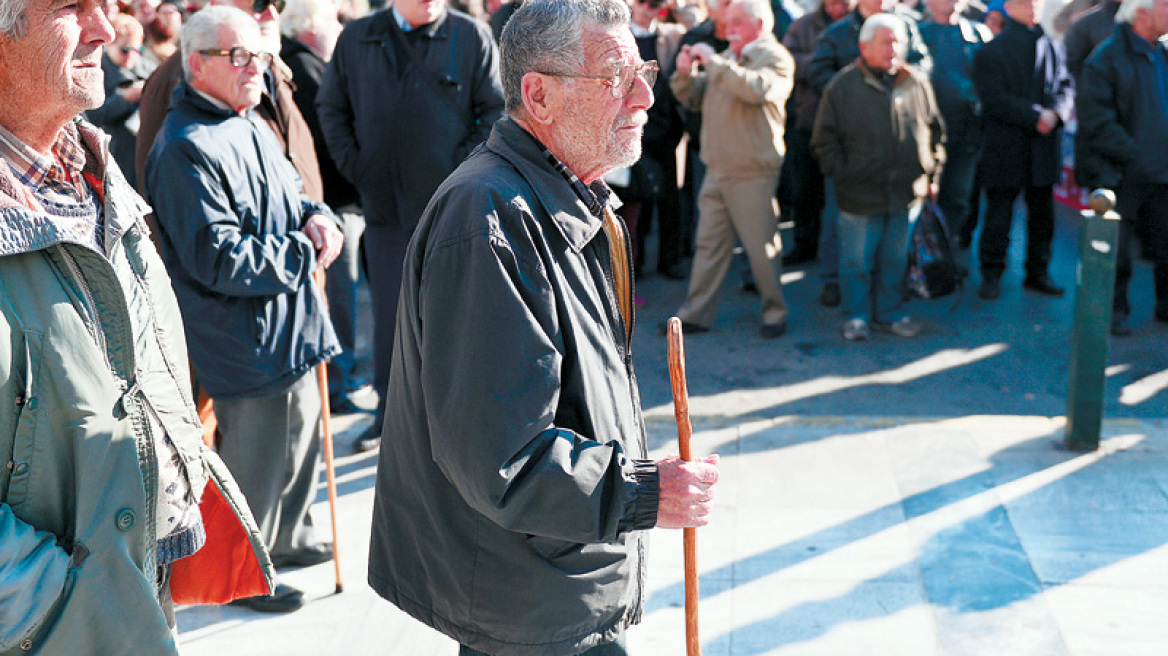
[198,47,274,69]
[252,0,285,13]
[537,60,659,99]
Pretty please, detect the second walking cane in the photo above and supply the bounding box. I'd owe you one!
[314,269,344,593]
[667,317,701,656]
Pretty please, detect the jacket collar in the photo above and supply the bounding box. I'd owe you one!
[855,57,912,88]
[1117,21,1162,59]
[484,117,604,253]
[362,6,450,42]
[0,119,149,257]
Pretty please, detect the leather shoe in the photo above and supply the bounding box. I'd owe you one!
[328,394,370,416]
[1111,317,1133,337]
[759,322,786,339]
[978,277,1001,300]
[819,283,841,308]
[781,250,816,266]
[1022,274,1064,297]
[657,263,687,280]
[354,423,382,453]
[229,584,305,614]
[658,320,709,336]
[271,542,334,568]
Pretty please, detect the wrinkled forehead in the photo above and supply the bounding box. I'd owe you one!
[581,22,640,72]
[215,22,264,50]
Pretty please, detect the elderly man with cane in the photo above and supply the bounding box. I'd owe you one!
[367,1,720,654]
[0,0,273,650]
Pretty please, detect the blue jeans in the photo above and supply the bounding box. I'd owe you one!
[459,634,628,656]
[838,206,918,323]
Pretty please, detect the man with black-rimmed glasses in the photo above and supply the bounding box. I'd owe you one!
[144,5,343,614]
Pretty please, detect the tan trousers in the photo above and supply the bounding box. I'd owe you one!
[677,168,788,327]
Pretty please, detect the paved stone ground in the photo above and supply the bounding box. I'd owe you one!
[175,204,1168,655]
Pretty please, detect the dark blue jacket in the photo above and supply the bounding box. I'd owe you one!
[143,82,339,400]
[316,8,504,229]
[918,17,990,132]
[1075,23,1168,188]
[973,17,1074,188]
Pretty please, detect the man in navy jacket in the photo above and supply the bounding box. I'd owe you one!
[317,0,504,453]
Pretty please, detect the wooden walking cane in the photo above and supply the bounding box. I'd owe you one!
[666,317,701,656]
[313,268,345,594]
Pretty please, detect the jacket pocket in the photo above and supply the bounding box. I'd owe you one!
[16,543,86,655]
[526,535,584,562]
[2,331,42,509]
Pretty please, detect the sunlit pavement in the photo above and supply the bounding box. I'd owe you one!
[176,204,1168,655]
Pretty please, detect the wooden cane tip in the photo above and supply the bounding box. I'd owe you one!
[335,584,344,594]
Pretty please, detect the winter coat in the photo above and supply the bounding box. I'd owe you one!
[368,118,659,656]
[0,120,272,655]
[812,59,946,215]
[143,82,340,400]
[917,17,990,134]
[973,17,1074,189]
[671,33,796,176]
[1074,23,1168,189]
[316,7,504,230]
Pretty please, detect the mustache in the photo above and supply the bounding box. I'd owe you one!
[615,113,648,130]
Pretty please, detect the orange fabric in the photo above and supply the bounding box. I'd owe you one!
[169,478,270,605]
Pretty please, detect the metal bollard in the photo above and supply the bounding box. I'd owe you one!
[1065,189,1120,451]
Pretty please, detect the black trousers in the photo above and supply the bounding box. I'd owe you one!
[978,185,1055,280]
[1113,182,1168,319]
[362,222,414,424]
[787,128,824,257]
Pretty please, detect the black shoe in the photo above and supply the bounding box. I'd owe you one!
[329,394,370,416]
[819,283,841,308]
[759,322,787,339]
[1111,317,1133,337]
[229,584,306,614]
[658,320,710,336]
[271,543,334,568]
[354,423,382,453]
[978,277,1001,300]
[657,263,687,280]
[781,250,817,266]
[741,280,758,294]
[1022,274,1064,297]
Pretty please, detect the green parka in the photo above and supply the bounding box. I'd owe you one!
[0,120,272,655]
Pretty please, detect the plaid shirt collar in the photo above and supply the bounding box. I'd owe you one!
[0,121,87,203]
[538,142,613,219]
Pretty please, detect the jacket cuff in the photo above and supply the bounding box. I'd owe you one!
[626,459,660,531]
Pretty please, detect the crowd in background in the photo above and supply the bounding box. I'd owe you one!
[76,0,1166,614]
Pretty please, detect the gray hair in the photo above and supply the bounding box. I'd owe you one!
[726,0,774,35]
[1116,0,1155,24]
[280,0,334,37]
[0,0,27,39]
[858,12,906,43]
[180,5,260,79]
[499,0,630,114]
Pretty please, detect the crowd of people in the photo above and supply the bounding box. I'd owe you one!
[0,0,1163,653]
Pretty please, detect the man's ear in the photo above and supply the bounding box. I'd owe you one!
[520,71,559,126]
[187,51,203,84]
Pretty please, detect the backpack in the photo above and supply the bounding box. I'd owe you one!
[904,200,966,300]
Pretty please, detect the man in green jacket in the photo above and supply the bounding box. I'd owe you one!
[0,0,272,652]
[812,13,945,342]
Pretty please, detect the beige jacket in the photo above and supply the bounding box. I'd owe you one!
[670,33,795,176]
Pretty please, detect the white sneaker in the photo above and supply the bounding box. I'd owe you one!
[842,318,869,341]
[872,317,922,338]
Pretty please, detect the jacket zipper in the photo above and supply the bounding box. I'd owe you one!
[57,246,111,372]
